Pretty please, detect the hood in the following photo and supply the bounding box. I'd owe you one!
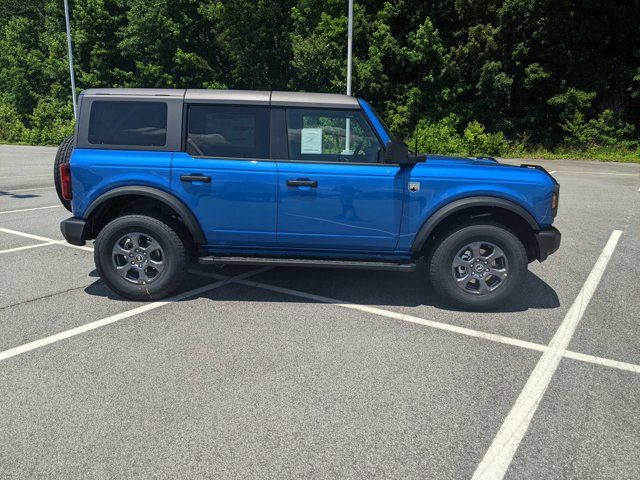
[417,154,557,188]
[425,154,502,167]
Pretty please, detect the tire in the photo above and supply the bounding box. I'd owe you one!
[53,135,74,211]
[94,214,189,301]
[427,220,527,311]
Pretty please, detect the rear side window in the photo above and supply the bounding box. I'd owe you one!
[88,101,167,146]
[186,105,269,159]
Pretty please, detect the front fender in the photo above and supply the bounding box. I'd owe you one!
[410,196,540,253]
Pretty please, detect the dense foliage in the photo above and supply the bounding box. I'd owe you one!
[0,0,638,160]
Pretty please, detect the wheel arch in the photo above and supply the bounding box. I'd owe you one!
[83,186,206,245]
[412,196,541,261]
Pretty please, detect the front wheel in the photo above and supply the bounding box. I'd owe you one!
[428,221,527,310]
[94,214,189,300]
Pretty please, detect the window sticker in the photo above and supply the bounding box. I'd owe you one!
[301,128,323,154]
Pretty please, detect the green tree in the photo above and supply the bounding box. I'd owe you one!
[0,0,638,152]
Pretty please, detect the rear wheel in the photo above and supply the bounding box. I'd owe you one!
[94,214,188,300]
[428,221,527,310]
[53,135,74,211]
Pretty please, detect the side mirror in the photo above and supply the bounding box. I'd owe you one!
[383,140,410,165]
[382,140,426,165]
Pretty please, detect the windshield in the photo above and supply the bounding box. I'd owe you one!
[370,106,396,141]
[358,99,396,143]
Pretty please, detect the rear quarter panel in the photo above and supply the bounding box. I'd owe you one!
[70,149,173,217]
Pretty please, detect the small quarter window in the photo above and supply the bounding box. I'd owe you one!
[286,108,382,163]
[186,105,269,159]
[88,101,167,146]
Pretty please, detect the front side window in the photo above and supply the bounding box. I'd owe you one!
[88,101,167,146]
[286,108,382,163]
[186,105,269,159]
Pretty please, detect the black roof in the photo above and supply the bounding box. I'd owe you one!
[80,88,359,109]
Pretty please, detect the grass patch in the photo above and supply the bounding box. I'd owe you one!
[504,146,640,163]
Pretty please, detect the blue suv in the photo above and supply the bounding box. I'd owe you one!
[56,88,560,310]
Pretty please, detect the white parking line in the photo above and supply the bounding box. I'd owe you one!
[0,241,57,255]
[193,269,548,352]
[472,229,623,480]
[3,225,637,375]
[190,267,639,374]
[0,267,268,363]
[0,227,93,252]
[563,350,640,373]
[1,186,55,192]
[548,170,556,174]
[0,205,62,215]
[0,226,57,242]
[0,174,52,179]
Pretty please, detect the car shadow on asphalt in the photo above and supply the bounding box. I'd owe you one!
[83,265,560,314]
[0,190,41,199]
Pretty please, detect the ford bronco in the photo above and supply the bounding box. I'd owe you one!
[56,89,560,310]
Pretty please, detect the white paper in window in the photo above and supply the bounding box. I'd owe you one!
[300,128,323,154]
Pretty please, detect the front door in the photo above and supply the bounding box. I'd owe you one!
[171,104,277,248]
[276,107,404,252]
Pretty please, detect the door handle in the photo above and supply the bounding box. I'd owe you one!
[180,174,211,183]
[287,179,318,188]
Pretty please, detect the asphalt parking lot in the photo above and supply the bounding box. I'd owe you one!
[0,144,638,479]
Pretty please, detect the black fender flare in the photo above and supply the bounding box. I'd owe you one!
[411,196,540,253]
[84,186,206,244]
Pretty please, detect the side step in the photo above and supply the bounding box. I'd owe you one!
[198,255,416,272]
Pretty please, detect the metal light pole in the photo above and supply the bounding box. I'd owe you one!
[63,0,77,120]
[346,0,353,97]
[344,0,353,153]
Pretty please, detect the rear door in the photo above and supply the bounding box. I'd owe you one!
[275,107,404,252]
[171,104,278,248]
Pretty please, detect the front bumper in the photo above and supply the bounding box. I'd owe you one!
[60,217,88,246]
[535,227,561,262]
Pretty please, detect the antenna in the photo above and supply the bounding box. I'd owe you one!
[413,101,419,155]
